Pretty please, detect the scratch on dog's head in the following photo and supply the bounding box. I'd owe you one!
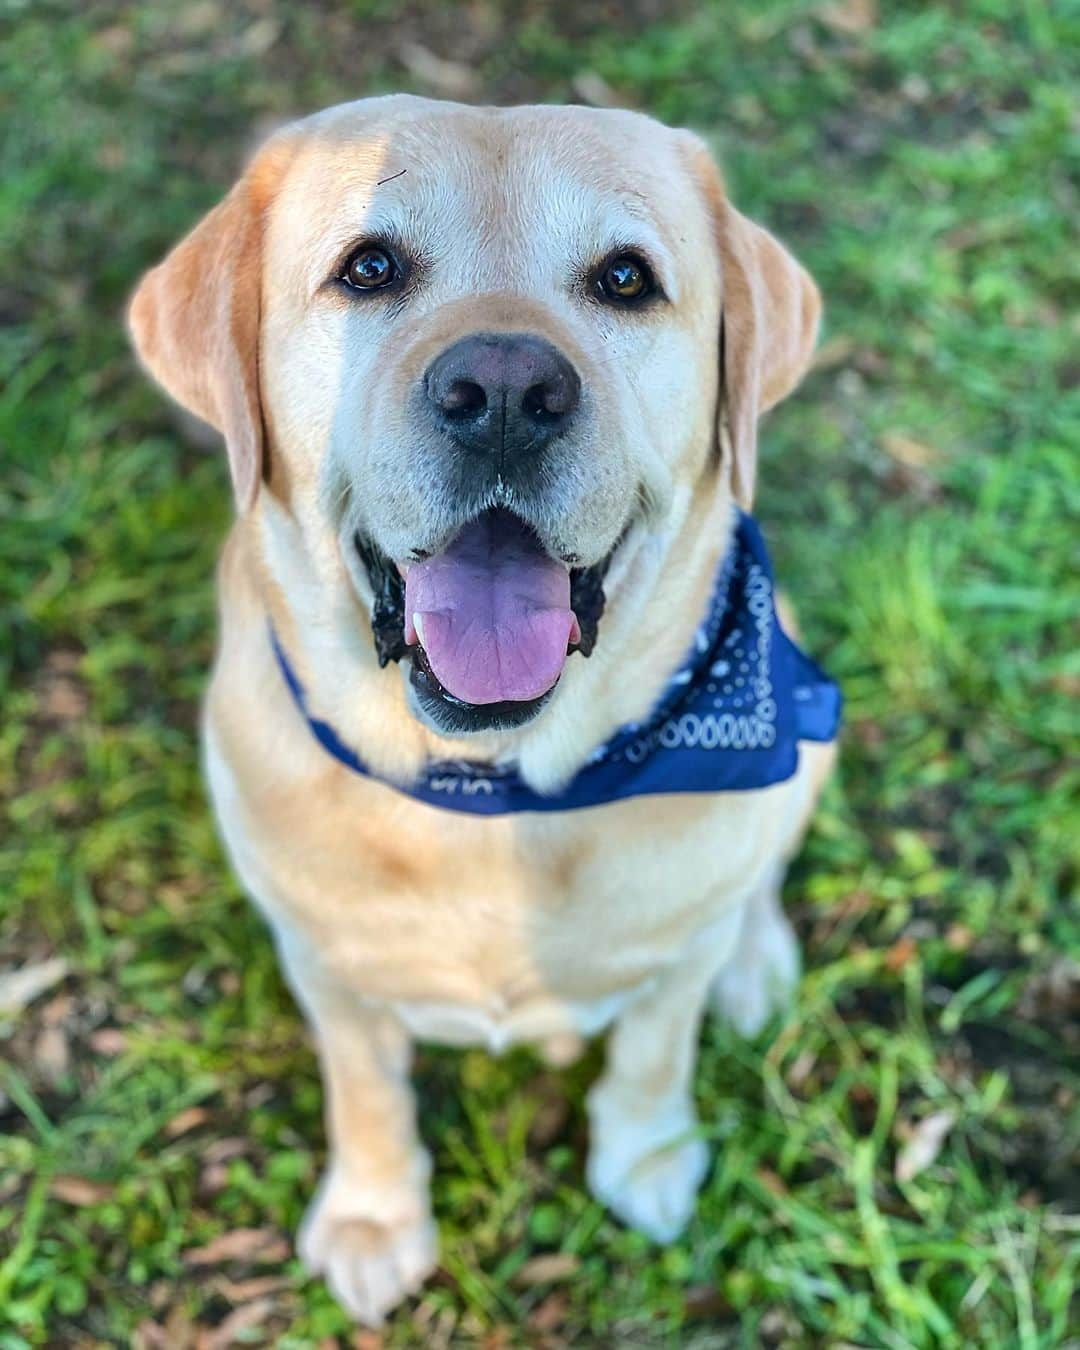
[129,95,820,735]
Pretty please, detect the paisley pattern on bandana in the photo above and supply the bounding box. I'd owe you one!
[270,512,841,816]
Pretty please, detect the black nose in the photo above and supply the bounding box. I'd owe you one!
[425,333,580,458]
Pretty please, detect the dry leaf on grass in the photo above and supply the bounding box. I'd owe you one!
[202,1137,251,1164]
[895,1109,956,1182]
[133,1320,174,1350]
[812,334,855,370]
[0,957,68,1015]
[884,935,918,973]
[880,431,940,467]
[34,1024,71,1081]
[213,1274,292,1304]
[194,1297,275,1350]
[755,1166,789,1196]
[571,71,623,108]
[89,1027,128,1055]
[398,42,477,98]
[817,0,877,35]
[50,1175,115,1205]
[182,1227,289,1267]
[527,1291,570,1334]
[683,1283,733,1319]
[512,1252,580,1286]
[946,923,974,952]
[165,1105,211,1138]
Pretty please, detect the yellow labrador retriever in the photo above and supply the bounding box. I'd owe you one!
[129,95,837,1324]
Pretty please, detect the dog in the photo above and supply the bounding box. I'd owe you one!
[128,94,838,1325]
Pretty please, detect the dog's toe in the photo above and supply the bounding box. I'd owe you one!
[299,1177,438,1325]
[586,1090,709,1243]
[588,1132,709,1243]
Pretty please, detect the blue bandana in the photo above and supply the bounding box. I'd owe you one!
[270,512,840,815]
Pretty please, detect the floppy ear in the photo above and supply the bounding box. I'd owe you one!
[684,139,821,508]
[127,138,292,512]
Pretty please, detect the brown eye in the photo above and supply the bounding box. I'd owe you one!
[343,246,396,290]
[598,254,653,303]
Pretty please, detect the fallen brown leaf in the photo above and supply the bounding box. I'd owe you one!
[811,334,855,370]
[41,993,73,1025]
[397,42,477,98]
[163,1302,198,1350]
[199,1164,230,1197]
[895,1109,955,1182]
[50,1175,115,1205]
[182,1227,289,1267]
[945,923,974,952]
[785,1046,818,1090]
[880,430,940,467]
[512,1252,580,1287]
[0,957,69,1015]
[234,18,281,59]
[93,23,136,58]
[165,1105,211,1138]
[212,1274,292,1304]
[571,71,623,108]
[202,1137,251,1164]
[352,1330,385,1349]
[884,935,918,973]
[528,1291,570,1334]
[684,1283,733,1319]
[35,1024,71,1081]
[817,0,877,35]
[884,461,942,503]
[756,1167,789,1196]
[133,1320,173,1350]
[481,1330,514,1350]
[195,1297,275,1350]
[89,1027,128,1055]
[528,1081,571,1149]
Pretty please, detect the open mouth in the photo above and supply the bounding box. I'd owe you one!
[356,508,612,733]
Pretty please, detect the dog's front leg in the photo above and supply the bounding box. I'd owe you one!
[279,946,437,1325]
[586,909,743,1242]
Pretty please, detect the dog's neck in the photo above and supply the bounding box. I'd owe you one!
[246,480,736,796]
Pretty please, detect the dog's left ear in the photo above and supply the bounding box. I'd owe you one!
[683,136,822,508]
[127,134,295,513]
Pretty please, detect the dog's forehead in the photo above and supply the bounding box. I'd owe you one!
[269,98,707,283]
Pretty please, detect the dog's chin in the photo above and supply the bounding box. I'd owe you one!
[407,644,556,734]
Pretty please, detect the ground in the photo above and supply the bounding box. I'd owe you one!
[1,1,1078,1346]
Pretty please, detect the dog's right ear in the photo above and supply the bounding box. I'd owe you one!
[127,136,294,512]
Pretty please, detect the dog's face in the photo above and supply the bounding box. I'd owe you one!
[130,96,819,736]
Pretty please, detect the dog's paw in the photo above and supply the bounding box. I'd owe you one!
[709,898,800,1039]
[299,1171,438,1326]
[586,1098,709,1243]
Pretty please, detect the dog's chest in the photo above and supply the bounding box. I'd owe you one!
[216,744,783,1050]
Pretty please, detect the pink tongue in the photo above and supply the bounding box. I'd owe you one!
[404,511,578,705]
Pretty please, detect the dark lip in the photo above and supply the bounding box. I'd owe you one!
[354,511,620,731]
[408,643,556,733]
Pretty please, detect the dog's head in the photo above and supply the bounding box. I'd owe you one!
[130,96,819,736]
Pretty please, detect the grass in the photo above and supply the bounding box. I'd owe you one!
[1,0,1078,1344]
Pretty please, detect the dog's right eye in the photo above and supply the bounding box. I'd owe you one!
[596,252,656,305]
[341,245,397,291]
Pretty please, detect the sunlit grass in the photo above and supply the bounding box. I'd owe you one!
[1,0,1077,1344]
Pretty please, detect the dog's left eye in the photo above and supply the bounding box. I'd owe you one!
[597,253,655,304]
[341,245,397,291]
